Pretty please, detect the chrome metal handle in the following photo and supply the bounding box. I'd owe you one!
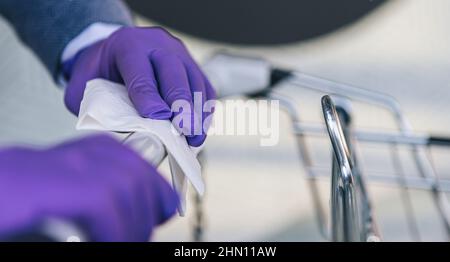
[321,95,355,187]
[322,95,361,241]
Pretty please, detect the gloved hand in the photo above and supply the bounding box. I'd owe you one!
[0,134,178,242]
[63,26,216,147]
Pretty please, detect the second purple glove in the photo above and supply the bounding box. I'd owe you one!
[0,134,178,241]
[63,26,216,147]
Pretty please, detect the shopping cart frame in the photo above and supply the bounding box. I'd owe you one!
[265,71,450,241]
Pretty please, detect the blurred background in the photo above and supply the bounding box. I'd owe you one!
[1,0,450,241]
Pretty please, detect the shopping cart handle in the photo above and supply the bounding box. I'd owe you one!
[202,52,292,98]
[428,136,450,147]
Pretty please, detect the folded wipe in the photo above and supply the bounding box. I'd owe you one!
[76,79,204,216]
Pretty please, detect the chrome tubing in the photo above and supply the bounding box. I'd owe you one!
[322,95,381,242]
[322,95,362,241]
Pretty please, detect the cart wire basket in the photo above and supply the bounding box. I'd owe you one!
[266,71,450,242]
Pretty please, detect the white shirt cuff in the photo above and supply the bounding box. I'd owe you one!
[58,23,123,86]
[61,22,123,63]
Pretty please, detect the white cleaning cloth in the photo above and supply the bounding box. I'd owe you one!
[76,79,204,216]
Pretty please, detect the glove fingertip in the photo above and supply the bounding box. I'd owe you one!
[186,134,206,147]
[144,109,173,120]
[135,102,173,120]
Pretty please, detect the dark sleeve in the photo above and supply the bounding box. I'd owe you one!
[0,0,133,78]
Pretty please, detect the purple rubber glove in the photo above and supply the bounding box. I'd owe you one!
[63,26,216,147]
[0,134,178,241]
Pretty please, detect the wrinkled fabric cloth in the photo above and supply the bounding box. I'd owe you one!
[63,26,216,147]
[77,79,204,215]
[0,134,178,241]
